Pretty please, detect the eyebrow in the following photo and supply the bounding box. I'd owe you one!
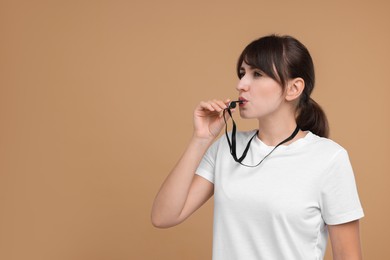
[239,66,252,71]
[240,66,262,72]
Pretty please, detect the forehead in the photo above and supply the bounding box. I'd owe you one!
[239,61,254,70]
[239,61,263,71]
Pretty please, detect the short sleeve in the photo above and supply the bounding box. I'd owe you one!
[195,138,221,184]
[319,149,364,225]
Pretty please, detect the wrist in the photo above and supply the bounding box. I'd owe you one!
[190,134,215,147]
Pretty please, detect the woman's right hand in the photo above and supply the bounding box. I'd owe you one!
[153,100,229,228]
[193,99,233,140]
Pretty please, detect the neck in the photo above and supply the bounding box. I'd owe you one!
[257,114,299,146]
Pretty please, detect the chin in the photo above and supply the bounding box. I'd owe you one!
[239,111,255,119]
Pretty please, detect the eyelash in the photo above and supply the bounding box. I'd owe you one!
[254,71,262,77]
[238,71,263,79]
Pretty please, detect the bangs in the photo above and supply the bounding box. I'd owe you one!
[236,35,287,87]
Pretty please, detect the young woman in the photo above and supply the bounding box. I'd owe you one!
[151,35,364,260]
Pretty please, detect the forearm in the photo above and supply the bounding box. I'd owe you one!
[151,136,213,227]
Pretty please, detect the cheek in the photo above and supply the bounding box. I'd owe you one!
[249,86,284,114]
[252,84,283,105]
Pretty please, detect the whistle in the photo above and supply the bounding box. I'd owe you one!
[228,100,244,109]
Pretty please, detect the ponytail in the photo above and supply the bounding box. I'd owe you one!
[297,97,329,138]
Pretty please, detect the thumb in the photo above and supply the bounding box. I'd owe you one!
[219,99,236,119]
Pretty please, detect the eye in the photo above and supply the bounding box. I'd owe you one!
[238,71,245,79]
[254,71,263,78]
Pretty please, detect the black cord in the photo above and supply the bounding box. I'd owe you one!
[223,108,300,168]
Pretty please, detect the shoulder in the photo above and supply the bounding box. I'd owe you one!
[307,132,345,151]
[305,132,350,163]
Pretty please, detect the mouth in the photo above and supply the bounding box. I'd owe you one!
[238,97,248,106]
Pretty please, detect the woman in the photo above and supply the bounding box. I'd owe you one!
[151,35,364,260]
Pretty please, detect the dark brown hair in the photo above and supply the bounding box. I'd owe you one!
[237,34,329,137]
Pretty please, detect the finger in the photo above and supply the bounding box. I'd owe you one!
[199,101,215,112]
[215,99,229,110]
[220,105,236,119]
[224,99,231,107]
[211,99,230,111]
[210,101,224,113]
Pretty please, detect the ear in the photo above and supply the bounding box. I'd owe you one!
[285,77,305,102]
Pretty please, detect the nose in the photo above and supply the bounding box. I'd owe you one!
[236,77,249,92]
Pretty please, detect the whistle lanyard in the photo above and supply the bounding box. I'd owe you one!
[222,108,300,168]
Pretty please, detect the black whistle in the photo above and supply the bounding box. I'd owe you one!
[228,100,244,109]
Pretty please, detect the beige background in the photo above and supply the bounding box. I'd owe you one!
[1,0,389,259]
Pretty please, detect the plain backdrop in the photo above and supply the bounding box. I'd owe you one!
[1,0,389,259]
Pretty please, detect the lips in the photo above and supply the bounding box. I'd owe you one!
[238,97,248,106]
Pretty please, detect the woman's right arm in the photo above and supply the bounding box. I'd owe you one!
[151,99,230,228]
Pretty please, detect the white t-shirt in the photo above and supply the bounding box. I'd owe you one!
[196,130,364,260]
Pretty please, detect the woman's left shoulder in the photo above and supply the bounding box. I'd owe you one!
[305,132,347,155]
